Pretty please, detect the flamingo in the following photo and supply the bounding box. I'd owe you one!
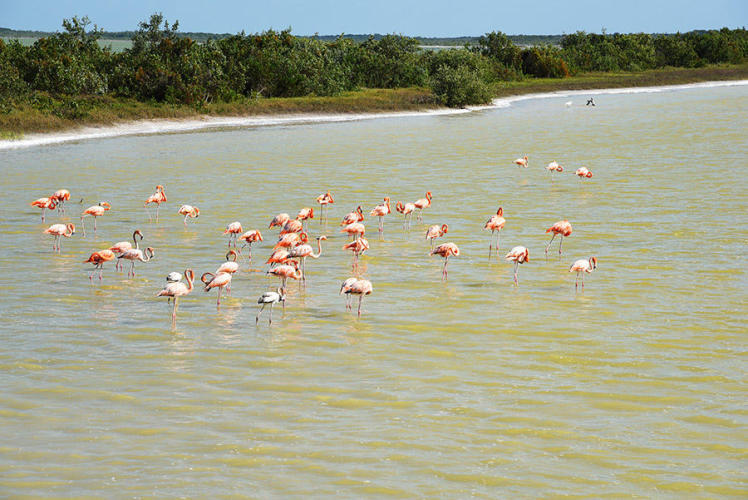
[157,269,195,324]
[514,155,528,168]
[546,161,564,179]
[287,235,327,281]
[266,248,292,266]
[505,246,529,285]
[297,207,314,228]
[575,167,593,178]
[343,279,373,317]
[267,261,301,288]
[484,207,506,257]
[545,220,573,256]
[570,256,598,289]
[144,185,167,222]
[224,221,243,248]
[178,205,200,226]
[342,237,369,270]
[110,230,143,271]
[80,202,111,236]
[269,213,290,229]
[341,222,365,240]
[274,231,307,250]
[51,189,70,213]
[256,287,287,325]
[413,192,432,222]
[430,242,460,280]
[44,223,75,252]
[339,277,359,310]
[369,197,391,233]
[425,224,448,249]
[31,197,56,222]
[341,206,364,226]
[216,250,240,275]
[238,230,263,263]
[280,219,304,235]
[83,249,115,282]
[316,191,334,221]
[118,247,155,278]
[396,201,416,229]
[201,271,232,306]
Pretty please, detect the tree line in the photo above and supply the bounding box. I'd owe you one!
[1,14,746,110]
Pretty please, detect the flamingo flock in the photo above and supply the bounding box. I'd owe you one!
[32,155,598,326]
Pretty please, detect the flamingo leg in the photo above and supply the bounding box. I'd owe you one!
[545,234,556,256]
[358,295,363,317]
[256,303,266,324]
[80,216,86,237]
[41,208,45,222]
[575,271,580,290]
[514,262,519,285]
[184,214,189,227]
[99,265,104,281]
[302,258,306,282]
[155,204,160,223]
[496,230,501,255]
[93,217,97,232]
[269,303,274,325]
[217,287,222,306]
[130,261,135,277]
[172,297,178,322]
[558,236,564,255]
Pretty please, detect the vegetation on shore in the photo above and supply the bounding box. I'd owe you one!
[1,14,746,137]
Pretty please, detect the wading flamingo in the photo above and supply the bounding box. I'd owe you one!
[425,224,448,249]
[413,192,432,222]
[287,235,327,281]
[316,191,334,221]
[341,206,364,226]
[546,161,564,180]
[256,287,287,325]
[274,231,307,250]
[342,237,369,270]
[545,220,573,256]
[343,279,373,317]
[51,189,70,213]
[224,221,243,248]
[217,250,240,275]
[178,205,199,226]
[110,230,143,271]
[201,271,232,306]
[45,223,75,252]
[430,242,460,280]
[157,269,195,324]
[238,230,263,263]
[341,222,365,240]
[118,246,154,278]
[269,213,290,229]
[484,207,506,257]
[145,185,167,222]
[267,261,301,288]
[575,167,593,179]
[80,202,111,236]
[83,249,115,282]
[339,277,359,310]
[31,197,56,222]
[297,207,314,228]
[505,246,529,285]
[396,201,416,229]
[514,155,528,168]
[570,256,598,289]
[369,197,391,233]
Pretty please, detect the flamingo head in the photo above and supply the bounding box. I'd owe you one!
[317,235,328,241]
[134,229,144,240]
[145,247,155,259]
[590,256,598,269]
[67,223,76,234]
[586,171,593,178]
[441,224,448,234]
[100,202,111,210]
[200,272,215,285]
[156,185,164,192]
[193,207,200,217]
[226,250,238,262]
[497,206,503,216]
[255,230,264,242]
[184,269,195,282]
[557,165,564,172]
[523,249,530,262]
[396,201,404,213]
[426,191,432,200]
[309,208,314,219]
[300,232,309,244]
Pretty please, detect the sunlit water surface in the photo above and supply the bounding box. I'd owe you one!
[1,85,746,497]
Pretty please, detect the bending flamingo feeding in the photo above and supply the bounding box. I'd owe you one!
[51,189,70,213]
[545,220,573,256]
[514,156,528,168]
[83,249,115,282]
[396,201,416,229]
[340,278,373,317]
[316,191,334,221]
[425,224,448,249]
[31,197,56,222]
[505,246,529,285]
[569,256,598,289]
[177,205,199,226]
[430,242,460,280]
[238,230,263,263]
[44,223,75,252]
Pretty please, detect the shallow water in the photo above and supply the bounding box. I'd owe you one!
[1,84,746,497]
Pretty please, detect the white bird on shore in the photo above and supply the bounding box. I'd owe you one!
[565,101,573,107]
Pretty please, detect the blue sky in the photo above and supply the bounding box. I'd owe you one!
[2,0,746,36]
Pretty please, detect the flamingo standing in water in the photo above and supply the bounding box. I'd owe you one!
[546,161,564,180]
[216,249,240,294]
[514,155,528,168]
[269,213,290,230]
[339,277,359,310]
[369,197,390,233]
[238,230,263,264]
[287,235,327,281]
[342,237,369,270]
[145,185,167,222]
[545,220,573,256]
[201,271,232,306]
[110,230,143,271]
[341,279,373,317]
[157,269,195,324]
[83,249,115,282]
[80,202,111,236]
[484,207,506,257]
[396,201,416,229]
[341,222,365,240]
[267,261,301,288]
[505,246,529,285]
[224,221,243,248]
[31,197,56,222]
[256,287,287,325]
[45,223,75,252]
[413,192,432,222]
[570,256,598,289]
[51,189,70,213]
[430,242,460,280]
[341,206,364,226]
[575,167,593,179]
[425,224,448,249]
[118,247,155,278]
[296,207,314,228]
[178,205,199,226]
[316,191,334,221]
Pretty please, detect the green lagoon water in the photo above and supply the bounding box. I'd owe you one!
[0,84,746,497]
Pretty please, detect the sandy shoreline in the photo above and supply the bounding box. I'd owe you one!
[1,79,746,151]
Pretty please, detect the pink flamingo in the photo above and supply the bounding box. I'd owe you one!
[157,269,195,324]
[316,191,334,221]
[110,230,143,271]
[266,248,292,266]
[287,235,327,281]
[343,279,373,317]
[484,207,506,256]
[425,224,448,249]
[217,250,240,275]
[297,207,314,228]
[341,206,364,226]
[118,247,155,278]
[144,185,167,222]
[570,256,598,289]
[201,271,232,306]
[51,189,70,213]
[514,155,528,168]
[505,246,529,285]
[546,161,564,181]
[342,237,369,270]
[44,223,75,252]
[341,222,365,240]
[267,261,301,288]
[413,192,432,222]
[545,220,573,256]
[224,221,243,248]
[274,231,307,250]
[369,197,391,233]
[31,197,56,222]
[575,167,593,179]
[430,242,460,280]
[238,230,263,263]
[178,205,200,226]
[269,213,290,229]
[339,277,359,310]
[80,202,111,236]
[83,249,115,282]
[396,201,416,229]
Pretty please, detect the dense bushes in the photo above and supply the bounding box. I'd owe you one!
[2,14,746,111]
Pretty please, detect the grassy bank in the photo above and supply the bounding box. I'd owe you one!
[2,64,746,138]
